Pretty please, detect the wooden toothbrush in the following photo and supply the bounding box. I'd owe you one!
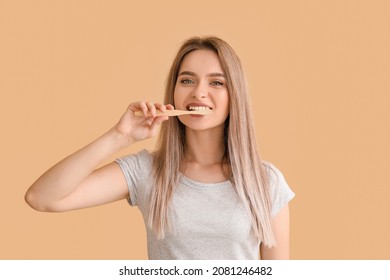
[134,109,213,117]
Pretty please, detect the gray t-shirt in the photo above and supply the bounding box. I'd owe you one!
[115,149,295,260]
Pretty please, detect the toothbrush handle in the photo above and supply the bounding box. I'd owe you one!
[134,110,210,117]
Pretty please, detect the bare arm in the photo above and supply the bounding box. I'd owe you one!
[260,204,291,259]
[25,102,172,212]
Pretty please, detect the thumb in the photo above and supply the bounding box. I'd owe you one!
[149,116,168,131]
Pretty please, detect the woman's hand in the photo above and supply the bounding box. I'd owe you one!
[114,101,174,144]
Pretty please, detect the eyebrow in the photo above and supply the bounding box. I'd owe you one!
[178,71,225,78]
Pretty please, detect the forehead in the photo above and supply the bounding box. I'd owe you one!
[179,49,224,74]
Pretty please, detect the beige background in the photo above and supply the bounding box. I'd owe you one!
[1,0,389,259]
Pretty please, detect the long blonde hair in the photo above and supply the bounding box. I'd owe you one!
[149,36,276,246]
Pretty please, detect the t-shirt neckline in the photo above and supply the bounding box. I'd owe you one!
[179,172,231,190]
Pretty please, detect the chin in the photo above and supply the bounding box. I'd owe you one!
[181,120,225,132]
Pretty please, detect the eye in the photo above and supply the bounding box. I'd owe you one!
[180,79,195,85]
[210,80,224,86]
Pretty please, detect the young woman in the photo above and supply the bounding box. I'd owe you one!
[25,36,295,260]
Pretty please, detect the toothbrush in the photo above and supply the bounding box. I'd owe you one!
[134,109,213,117]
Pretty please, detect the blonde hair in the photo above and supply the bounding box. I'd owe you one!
[149,36,276,246]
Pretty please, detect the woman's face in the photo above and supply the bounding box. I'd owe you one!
[174,49,230,132]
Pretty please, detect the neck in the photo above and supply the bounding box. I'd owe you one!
[184,126,226,166]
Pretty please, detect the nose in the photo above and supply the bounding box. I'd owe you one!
[192,81,208,99]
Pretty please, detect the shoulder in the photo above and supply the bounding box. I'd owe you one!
[115,149,153,178]
[262,161,286,186]
[114,149,154,207]
[262,161,295,217]
[116,148,153,163]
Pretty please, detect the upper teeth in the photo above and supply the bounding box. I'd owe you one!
[188,106,211,111]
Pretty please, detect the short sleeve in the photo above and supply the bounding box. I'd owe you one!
[265,162,295,217]
[114,149,153,206]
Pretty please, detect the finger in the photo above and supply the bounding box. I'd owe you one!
[128,102,139,113]
[136,101,149,117]
[146,101,157,117]
[149,116,168,130]
[146,117,154,126]
[166,104,175,110]
[156,103,166,113]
